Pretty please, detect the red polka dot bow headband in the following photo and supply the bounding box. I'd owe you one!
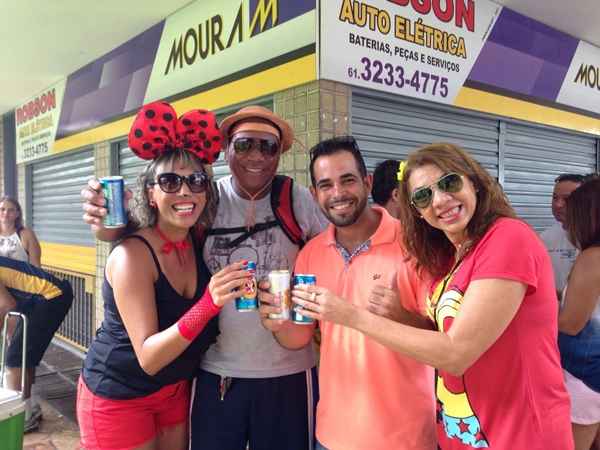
[128,101,222,164]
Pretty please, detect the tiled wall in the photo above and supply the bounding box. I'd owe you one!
[275,80,350,187]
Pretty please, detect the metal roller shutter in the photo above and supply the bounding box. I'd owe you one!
[351,88,500,176]
[504,122,597,231]
[31,149,95,246]
[351,87,599,232]
[118,143,147,194]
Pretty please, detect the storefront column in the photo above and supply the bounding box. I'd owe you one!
[17,164,26,221]
[274,80,350,187]
[94,142,112,330]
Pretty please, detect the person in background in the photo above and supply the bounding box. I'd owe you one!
[0,196,41,266]
[81,105,327,450]
[558,178,600,450]
[372,159,402,219]
[77,102,249,450]
[293,143,573,449]
[0,195,44,431]
[541,174,584,299]
[259,136,436,450]
[0,256,72,433]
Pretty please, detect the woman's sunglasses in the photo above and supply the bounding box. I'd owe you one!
[410,173,463,209]
[150,172,209,194]
[232,137,280,157]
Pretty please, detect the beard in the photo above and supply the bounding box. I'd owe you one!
[321,194,368,227]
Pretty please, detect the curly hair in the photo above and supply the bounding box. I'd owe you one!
[397,143,516,277]
[565,178,600,250]
[129,149,218,231]
[0,196,24,231]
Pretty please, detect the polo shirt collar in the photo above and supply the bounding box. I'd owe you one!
[323,205,399,248]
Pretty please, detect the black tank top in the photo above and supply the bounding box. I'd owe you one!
[82,235,219,399]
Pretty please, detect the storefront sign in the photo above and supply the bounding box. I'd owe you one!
[557,41,600,115]
[15,80,66,164]
[320,0,500,104]
[144,0,316,102]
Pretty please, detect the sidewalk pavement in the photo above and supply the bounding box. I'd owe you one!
[23,340,81,450]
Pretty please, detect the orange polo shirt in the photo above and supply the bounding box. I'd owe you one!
[294,207,436,450]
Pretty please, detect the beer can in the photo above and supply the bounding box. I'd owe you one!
[268,270,291,320]
[235,261,258,311]
[100,176,126,228]
[292,274,316,325]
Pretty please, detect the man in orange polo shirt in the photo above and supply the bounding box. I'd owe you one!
[259,137,436,450]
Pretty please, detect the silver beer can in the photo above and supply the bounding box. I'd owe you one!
[268,270,291,320]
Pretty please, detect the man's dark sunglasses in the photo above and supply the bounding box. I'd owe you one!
[410,172,463,209]
[232,137,280,157]
[150,172,209,194]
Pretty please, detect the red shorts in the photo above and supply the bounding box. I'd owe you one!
[76,376,190,450]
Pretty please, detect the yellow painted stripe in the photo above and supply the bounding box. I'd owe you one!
[40,242,96,275]
[454,87,600,136]
[52,54,317,154]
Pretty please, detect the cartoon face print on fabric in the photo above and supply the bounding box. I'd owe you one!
[0,236,19,259]
[428,272,490,448]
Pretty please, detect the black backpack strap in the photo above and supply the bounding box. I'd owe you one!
[271,175,305,247]
[207,220,279,249]
[199,176,305,249]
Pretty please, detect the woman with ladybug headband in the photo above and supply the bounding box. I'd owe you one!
[76,102,251,450]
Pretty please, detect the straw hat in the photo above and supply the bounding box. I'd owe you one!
[220,105,294,152]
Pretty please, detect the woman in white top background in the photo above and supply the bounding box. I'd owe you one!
[0,195,44,431]
[558,178,600,450]
[0,196,41,266]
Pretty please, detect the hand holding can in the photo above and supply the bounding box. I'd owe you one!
[100,176,126,228]
[292,274,316,325]
[235,261,258,312]
[268,270,291,320]
[258,279,287,332]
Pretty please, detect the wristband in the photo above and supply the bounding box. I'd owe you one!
[177,288,221,341]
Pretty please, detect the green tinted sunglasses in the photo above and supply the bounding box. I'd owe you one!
[410,173,463,209]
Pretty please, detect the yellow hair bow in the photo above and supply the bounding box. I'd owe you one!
[397,161,407,182]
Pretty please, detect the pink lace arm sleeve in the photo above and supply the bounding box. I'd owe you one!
[177,289,221,341]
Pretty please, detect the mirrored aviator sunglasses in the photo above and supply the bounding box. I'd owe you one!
[232,137,280,157]
[410,172,463,209]
[152,172,209,194]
